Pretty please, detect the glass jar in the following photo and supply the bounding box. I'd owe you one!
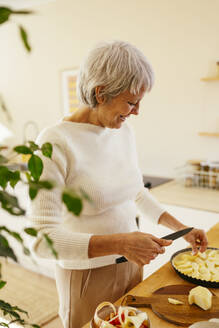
[186,160,201,187]
[185,174,194,187]
[209,163,217,189]
[193,163,201,187]
[200,161,210,188]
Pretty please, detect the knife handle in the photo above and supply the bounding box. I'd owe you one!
[115,256,128,264]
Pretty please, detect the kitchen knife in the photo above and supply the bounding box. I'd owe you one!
[115,227,193,264]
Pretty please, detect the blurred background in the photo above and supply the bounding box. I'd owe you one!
[0,0,219,178]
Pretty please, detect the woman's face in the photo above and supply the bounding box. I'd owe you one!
[96,86,146,129]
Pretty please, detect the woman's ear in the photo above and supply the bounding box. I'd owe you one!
[95,86,105,104]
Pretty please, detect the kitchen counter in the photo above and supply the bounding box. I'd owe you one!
[150,180,219,213]
[82,222,219,328]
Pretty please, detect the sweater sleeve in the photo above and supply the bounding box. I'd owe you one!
[28,128,93,261]
[135,187,166,224]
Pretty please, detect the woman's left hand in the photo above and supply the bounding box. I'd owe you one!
[183,228,208,254]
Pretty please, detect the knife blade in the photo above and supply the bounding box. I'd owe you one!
[161,227,193,241]
[115,227,193,264]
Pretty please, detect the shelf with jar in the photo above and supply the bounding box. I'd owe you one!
[176,160,219,190]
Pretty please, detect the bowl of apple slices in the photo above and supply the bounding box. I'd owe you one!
[90,301,150,328]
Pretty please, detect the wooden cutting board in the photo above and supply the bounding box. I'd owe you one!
[123,285,219,326]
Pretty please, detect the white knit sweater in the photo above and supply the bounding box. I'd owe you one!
[29,121,165,269]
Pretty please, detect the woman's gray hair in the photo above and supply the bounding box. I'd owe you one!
[76,40,154,108]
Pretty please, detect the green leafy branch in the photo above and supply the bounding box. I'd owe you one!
[0,141,53,215]
[0,141,58,261]
[13,141,53,197]
[0,7,33,52]
[0,140,92,327]
[0,299,40,328]
[0,141,92,260]
[0,226,30,261]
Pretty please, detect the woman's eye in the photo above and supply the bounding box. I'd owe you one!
[128,102,135,106]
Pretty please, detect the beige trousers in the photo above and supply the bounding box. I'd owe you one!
[55,262,142,328]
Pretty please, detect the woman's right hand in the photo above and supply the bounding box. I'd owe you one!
[88,232,172,266]
[117,231,172,266]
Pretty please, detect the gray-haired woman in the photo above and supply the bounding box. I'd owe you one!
[30,41,208,328]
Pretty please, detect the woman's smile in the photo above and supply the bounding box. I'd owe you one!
[120,115,127,121]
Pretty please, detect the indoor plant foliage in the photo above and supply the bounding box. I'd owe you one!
[0,6,86,327]
[0,141,86,328]
[0,6,32,52]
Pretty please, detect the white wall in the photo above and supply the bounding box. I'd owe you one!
[0,0,219,177]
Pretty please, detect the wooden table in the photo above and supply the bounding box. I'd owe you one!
[82,222,219,328]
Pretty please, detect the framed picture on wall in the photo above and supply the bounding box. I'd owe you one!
[61,68,79,115]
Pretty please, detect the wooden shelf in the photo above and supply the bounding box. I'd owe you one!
[201,62,219,81]
[198,132,219,137]
[201,76,219,81]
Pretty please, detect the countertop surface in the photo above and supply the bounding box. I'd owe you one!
[82,222,219,328]
[150,180,219,213]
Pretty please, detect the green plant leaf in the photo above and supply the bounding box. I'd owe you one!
[0,190,25,216]
[10,311,20,319]
[0,166,9,189]
[0,7,12,25]
[31,325,41,328]
[39,180,54,189]
[9,170,20,188]
[79,188,93,204]
[0,226,23,243]
[23,246,30,256]
[0,322,9,327]
[41,142,52,158]
[0,167,20,189]
[0,155,8,165]
[28,155,43,182]
[29,186,38,200]
[28,179,54,200]
[9,231,23,243]
[13,145,32,155]
[43,234,58,259]
[11,305,28,317]
[0,226,32,260]
[24,228,38,237]
[29,180,54,190]
[19,25,31,52]
[0,281,6,289]
[28,141,39,152]
[25,172,31,182]
[62,189,83,216]
[11,10,33,15]
[0,234,8,247]
[0,300,28,323]
[0,234,17,262]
